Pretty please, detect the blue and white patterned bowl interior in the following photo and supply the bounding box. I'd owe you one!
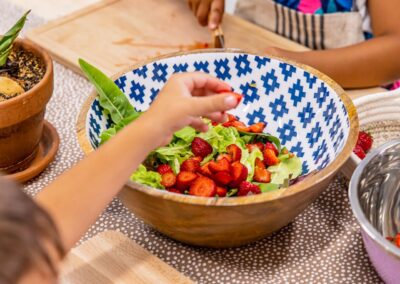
[86,52,349,175]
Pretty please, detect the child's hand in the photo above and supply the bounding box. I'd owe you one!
[188,0,224,30]
[143,72,238,145]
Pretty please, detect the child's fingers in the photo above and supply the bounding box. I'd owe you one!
[197,1,211,26]
[208,0,224,30]
[175,72,231,94]
[204,111,227,123]
[190,117,209,132]
[191,94,237,116]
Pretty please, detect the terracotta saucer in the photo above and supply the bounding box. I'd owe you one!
[6,120,60,183]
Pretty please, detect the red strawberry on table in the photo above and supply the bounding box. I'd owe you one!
[357,131,373,152]
[230,162,248,188]
[353,144,366,159]
[214,171,233,186]
[189,176,217,197]
[181,158,201,172]
[209,158,231,173]
[238,181,261,196]
[161,172,176,188]
[216,186,228,197]
[263,148,280,166]
[227,144,242,162]
[191,137,213,158]
[176,171,198,190]
[157,164,172,175]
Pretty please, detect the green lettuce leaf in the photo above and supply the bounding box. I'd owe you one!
[268,156,302,185]
[174,126,196,143]
[198,124,246,153]
[79,59,140,125]
[153,141,192,174]
[256,183,280,193]
[130,164,163,189]
[99,114,139,144]
[241,147,263,180]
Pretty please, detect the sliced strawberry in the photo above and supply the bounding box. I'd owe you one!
[231,121,250,132]
[209,158,231,173]
[211,121,218,126]
[176,171,198,190]
[238,181,261,196]
[353,144,366,160]
[227,144,242,162]
[232,92,243,104]
[229,162,248,188]
[357,131,373,152]
[193,156,203,162]
[395,233,400,248]
[265,142,279,156]
[161,172,176,188]
[263,148,280,166]
[222,121,234,127]
[214,171,232,186]
[216,186,228,197]
[217,153,233,163]
[254,167,271,183]
[189,176,217,197]
[157,164,172,175]
[199,162,213,178]
[246,142,264,153]
[167,188,181,194]
[249,122,266,133]
[191,137,213,158]
[227,113,237,122]
[181,158,201,172]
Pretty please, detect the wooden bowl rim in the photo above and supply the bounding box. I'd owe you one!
[77,48,359,206]
[0,38,53,109]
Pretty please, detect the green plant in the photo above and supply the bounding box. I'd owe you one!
[0,10,30,67]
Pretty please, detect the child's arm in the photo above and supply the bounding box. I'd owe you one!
[35,73,238,250]
[267,0,400,89]
[188,0,224,29]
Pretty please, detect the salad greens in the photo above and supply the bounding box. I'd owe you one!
[80,60,303,194]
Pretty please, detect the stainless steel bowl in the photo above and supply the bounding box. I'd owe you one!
[349,140,400,284]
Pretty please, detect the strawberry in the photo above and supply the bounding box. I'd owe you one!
[193,156,203,162]
[227,113,238,122]
[231,121,250,132]
[214,171,232,186]
[249,122,266,133]
[176,171,198,190]
[191,137,213,158]
[254,158,271,183]
[167,188,181,194]
[157,164,172,175]
[222,121,234,127]
[357,131,373,152]
[181,158,201,172]
[395,233,400,248]
[189,176,217,197]
[238,181,261,196]
[211,121,218,126]
[161,172,176,188]
[199,162,213,178]
[232,92,243,104]
[353,144,366,160]
[229,162,248,188]
[263,148,280,166]
[227,144,242,162]
[246,142,264,153]
[265,142,279,156]
[217,153,233,163]
[216,186,228,197]
[209,158,231,173]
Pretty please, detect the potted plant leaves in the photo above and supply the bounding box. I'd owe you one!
[0,11,56,177]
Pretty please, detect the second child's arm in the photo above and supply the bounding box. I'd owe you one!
[269,0,400,89]
[35,73,238,250]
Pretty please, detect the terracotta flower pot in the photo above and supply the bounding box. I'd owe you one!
[0,39,53,173]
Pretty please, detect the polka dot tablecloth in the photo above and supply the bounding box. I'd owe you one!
[2,2,382,283]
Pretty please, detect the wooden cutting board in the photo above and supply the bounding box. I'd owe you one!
[61,230,194,284]
[26,0,308,76]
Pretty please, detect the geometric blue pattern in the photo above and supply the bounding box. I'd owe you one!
[240,81,259,105]
[234,54,252,77]
[86,52,351,175]
[269,95,289,121]
[288,79,306,107]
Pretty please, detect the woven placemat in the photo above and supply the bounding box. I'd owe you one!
[2,1,384,283]
[363,120,400,149]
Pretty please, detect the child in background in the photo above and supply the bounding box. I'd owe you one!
[188,0,400,89]
[0,72,239,284]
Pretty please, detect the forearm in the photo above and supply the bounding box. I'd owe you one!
[36,113,161,250]
[278,35,400,88]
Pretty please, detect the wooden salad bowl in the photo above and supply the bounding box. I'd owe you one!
[77,50,359,248]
